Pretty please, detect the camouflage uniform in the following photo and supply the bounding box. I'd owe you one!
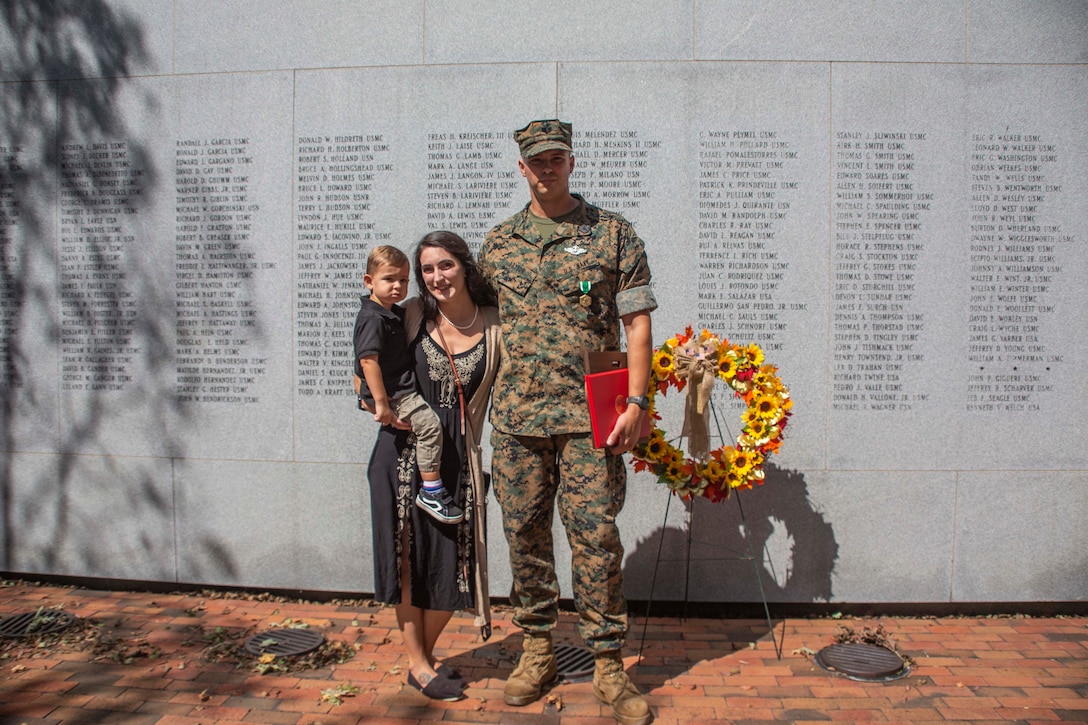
[479,194,656,652]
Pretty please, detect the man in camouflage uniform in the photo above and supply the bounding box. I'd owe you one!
[478,119,656,725]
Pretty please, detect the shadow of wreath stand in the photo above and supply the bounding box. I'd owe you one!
[638,396,784,661]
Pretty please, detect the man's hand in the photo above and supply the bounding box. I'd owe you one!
[606,406,646,455]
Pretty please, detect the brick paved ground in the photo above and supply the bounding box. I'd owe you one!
[0,581,1085,724]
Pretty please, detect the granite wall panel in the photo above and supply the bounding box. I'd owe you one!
[694,0,965,63]
[175,0,423,74]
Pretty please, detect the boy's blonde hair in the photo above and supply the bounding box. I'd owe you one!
[366,245,409,275]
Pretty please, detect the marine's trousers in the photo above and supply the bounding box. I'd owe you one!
[491,430,629,652]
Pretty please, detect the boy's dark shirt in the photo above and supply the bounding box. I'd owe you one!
[352,295,417,407]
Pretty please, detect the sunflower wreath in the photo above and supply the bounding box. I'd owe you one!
[632,326,792,502]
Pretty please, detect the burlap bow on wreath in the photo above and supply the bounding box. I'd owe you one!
[674,352,717,459]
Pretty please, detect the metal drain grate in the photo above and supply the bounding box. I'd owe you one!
[243,628,325,657]
[554,643,595,683]
[0,609,75,638]
[814,642,909,681]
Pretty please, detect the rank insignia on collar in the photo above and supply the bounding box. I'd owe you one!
[578,225,592,235]
[564,244,588,256]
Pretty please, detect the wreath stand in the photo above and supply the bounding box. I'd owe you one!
[637,399,784,661]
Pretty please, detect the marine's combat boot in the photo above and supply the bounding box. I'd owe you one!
[502,632,558,706]
[593,650,653,725]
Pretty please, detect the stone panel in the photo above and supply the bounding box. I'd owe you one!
[560,61,830,471]
[426,0,693,64]
[0,0,173,82]
[954,472,1088,601]
[7,452,175,580]
[169,72,296,461]
[175,459,369,591]
[1,82,59,452]
[53,73,296,461]
[291,64,556,462]
[55,75,178,459]
[694,0,964,62]
[175,0,423,74]
[968,0,1088,64]
[828,63,1087,471]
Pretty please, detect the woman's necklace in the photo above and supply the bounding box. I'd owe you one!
[438,304,478,330]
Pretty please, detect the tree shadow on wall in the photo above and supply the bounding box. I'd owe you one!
[625,463,838,607]
[0,2,235,581]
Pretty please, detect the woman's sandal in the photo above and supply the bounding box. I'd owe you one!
[407,671,464,701]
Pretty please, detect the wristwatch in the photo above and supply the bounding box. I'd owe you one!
[626,395,651,411]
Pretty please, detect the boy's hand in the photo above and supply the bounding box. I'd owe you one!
[358,397,412,430]
[373,401,395,426]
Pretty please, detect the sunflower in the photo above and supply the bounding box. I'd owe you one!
[746,417,769,439]
[652,348,676,379]
[739,407,761,427]
[642,433,668,461]
[664,458,688,482]
[730,448,752,473]
[753,393,779,420]
[701,458,727,482]
[749,450,765,469]
[717,353,739,381]
[751,365,778,391]
[745,343,765,366]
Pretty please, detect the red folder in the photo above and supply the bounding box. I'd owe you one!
[585,368,652,449]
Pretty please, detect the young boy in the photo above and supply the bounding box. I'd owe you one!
[353,245,463,524]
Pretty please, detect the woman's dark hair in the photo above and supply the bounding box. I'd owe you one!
[413,230,498,320]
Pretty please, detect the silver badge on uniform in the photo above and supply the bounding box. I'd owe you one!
[564,244,587,256]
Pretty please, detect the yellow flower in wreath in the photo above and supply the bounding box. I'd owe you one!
[725,467,746,488]
[652,348,675,379]
[717,353,739,380]
[732,448,763,475]
[746,417,769,439]
[632,326,792,502]
[751,365,777,391]
[643,432,669,461]
[665,458,687,482]
[753,393,780,420]
[742,407,762,426]
[702,457,727,481]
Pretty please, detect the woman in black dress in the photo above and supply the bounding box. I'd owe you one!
[362,231,499,700]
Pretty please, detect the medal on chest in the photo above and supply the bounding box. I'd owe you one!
[579,280,593,308]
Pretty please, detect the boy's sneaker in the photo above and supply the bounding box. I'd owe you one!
[416,488,464,524]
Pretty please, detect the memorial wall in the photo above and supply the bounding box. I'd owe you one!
[1,1,1085,604]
